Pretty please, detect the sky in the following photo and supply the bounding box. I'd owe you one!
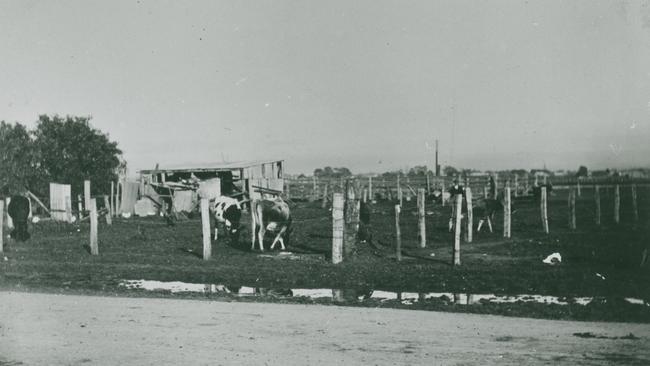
[1,0,649,175]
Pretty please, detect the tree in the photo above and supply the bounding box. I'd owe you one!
[32,115,122,197]
[443,165,459,177]
[408,166,427,176]
[311,166,352,178]
[0,121,42,195]
[576,166,588,177]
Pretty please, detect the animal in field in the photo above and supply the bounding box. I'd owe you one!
[473,198,504,233]
[7,195,31,241]
[251,197,292,251]
[209,196,243,241]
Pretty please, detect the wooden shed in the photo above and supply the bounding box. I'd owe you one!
[138,160,285,201]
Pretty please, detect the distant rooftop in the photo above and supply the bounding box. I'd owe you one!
[139,159,283,174]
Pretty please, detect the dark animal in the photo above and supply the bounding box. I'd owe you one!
[251,197,292,251]
[474,198,503,233]
[7,195,31,241]
[210,196,243,241]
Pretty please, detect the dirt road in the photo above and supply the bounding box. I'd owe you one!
[1,291,648,365]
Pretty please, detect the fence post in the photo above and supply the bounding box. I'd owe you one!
[368,176,373,202]
[614,184,620,224]
[0,201,4,254]
[65,198,72,223]
[77,194,83,217]
[397,175,402,206]
[110,181,115,217]
[344,180,359,258]
[312,176,318,202]
[103,195,112,225]
[417,189,426,248]
[453,194,462,266]
[84,180,91,212]
[89,198,98,255]
[568,188,576,230]
[541,186,549,234]
[321,183,329,209]
[595,185,601,226]
[395,204,402,261]
[466,187,473,243]
[426,172,430,194]
[441,180,446,207]
[504,186,511,238]
[200,198,211,260]
[632,185,638,222]
[514,175,519,197]
[577,178,582,197]
[332,193,344,264]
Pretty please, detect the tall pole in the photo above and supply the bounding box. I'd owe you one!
[435,139,440,177]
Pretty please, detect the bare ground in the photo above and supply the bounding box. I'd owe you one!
[1,291,649,365]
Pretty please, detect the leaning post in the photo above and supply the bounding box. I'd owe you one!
[465,187,473,243]
[541,186,549,234]
[321,183,329,209]
[103,195,112,225]
[84,180,91,212]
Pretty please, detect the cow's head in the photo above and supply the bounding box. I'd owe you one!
[222,204,242,240]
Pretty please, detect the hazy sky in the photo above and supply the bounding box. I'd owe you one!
[1,0,649,174]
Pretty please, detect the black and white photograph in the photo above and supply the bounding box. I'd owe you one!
[1,1,649,364]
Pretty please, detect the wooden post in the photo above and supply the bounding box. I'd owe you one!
[577,178,582,197]
[201,198,211,260]
[632,185,638,222]
[494,173,499,200]
[568,188,576,230]
[514,175,519,197]
[110,181,115,217]
[103,195,112,225]
[89,198,98,255]
[614,184,620,224]
[441,180,446,207]
[595,185,601,226]
[84,180,91,212]
[362,188,368,203]
[332,193,344,264]
[321,183,329,209]
[344,180,360,258]
[0,201,4,254]
[466,188,473,243]
[426,172,430,194]
[395,204,402,261]
[504,187,511,238]
[77,194,83,216]
[312,176,318,202]
[397,175,402,206]
[453,194,462,266]
[417,188,426,248]
[368,176,373,202]
[541,187,549,234]
[65,197,72,223]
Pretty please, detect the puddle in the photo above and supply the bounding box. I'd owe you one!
[119,280,648,307]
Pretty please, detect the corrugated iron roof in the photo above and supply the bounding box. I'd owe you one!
[138,159,283,174]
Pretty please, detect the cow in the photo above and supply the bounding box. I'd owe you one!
[7,195,31,242]
[474,198,503,233]
[251,197,292,251]
[209,196,243,241]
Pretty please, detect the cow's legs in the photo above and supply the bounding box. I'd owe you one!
[487,216,493,233]
[477,219,484,232]
[269,226,288,250]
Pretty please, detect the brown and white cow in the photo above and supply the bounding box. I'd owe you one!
[251,197,292,251]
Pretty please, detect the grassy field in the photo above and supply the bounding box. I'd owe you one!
[1,186,649,322]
